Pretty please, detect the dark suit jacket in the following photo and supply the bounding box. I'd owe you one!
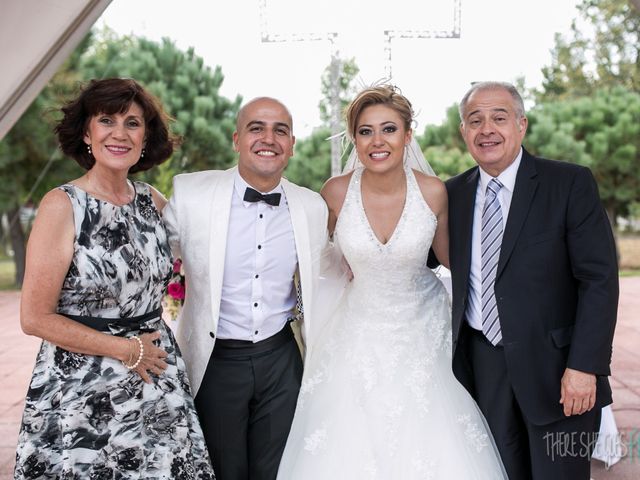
[447,148,618,425]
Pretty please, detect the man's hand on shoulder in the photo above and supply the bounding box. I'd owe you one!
[560,367,596,416]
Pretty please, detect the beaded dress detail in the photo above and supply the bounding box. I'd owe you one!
[14,182,215,480]
[277,166,505,479]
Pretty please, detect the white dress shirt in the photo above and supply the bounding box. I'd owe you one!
[465,148,523,330]
[217,172,298,341]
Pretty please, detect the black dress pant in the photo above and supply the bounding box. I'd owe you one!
[195,326,303,480]
[464,324,601,479]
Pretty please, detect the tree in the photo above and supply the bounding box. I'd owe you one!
[526,87,640,225]
[318,57,360,126]
[79,30,242,193]
[0,34,92,286]
[286,58,360,190]
[416,104,475,179]
[532,0,640,228]
[537,0,640,102]
[284,127,333,192]
[0,29,240,286]
[422,146,475,181]
[419,104,466,152]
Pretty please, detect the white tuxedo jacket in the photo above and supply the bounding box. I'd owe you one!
[163,167,328,396]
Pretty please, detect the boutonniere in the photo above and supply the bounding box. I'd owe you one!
[164,258,185,321]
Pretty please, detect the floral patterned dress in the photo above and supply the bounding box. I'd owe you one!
[14,182,215,480]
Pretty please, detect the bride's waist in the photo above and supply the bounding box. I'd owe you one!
[347,277,445,299]
[343,289,445,315]
[337,298,449,338]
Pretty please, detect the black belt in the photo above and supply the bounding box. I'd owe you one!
[60,307,163,334]
[465,321,503,347]
[213,325,294,358]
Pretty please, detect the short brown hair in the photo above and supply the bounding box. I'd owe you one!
[345,85,414,140]
[55,78,179,173]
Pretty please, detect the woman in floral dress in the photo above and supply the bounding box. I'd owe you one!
[14,78,215,479]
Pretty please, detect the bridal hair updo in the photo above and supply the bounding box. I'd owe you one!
[55,78,180,173]
[345,85,415,141]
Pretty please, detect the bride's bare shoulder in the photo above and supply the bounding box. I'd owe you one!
[412,170,445,195]
[412,169,447,215]
[321,171,353,204]
[320,171,355,226]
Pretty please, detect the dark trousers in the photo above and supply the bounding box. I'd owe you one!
[195,326,303,480]
[464,324,601,479]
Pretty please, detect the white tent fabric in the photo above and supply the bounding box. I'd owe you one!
[0,0,112,140]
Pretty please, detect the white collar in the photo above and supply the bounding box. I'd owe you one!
[234,171,285,208]
[478,147,522,195]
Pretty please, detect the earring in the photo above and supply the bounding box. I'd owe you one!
[140,148,145,158]
[86,144,93,157]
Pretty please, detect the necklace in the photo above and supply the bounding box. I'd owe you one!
[86,173,134,206]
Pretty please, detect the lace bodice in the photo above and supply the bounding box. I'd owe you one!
[334,166,446,328]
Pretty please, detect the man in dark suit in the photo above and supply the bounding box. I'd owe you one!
[447,81,618,479]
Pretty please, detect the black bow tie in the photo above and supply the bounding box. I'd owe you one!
[243,187,281,206]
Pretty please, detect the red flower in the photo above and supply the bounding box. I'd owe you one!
[168,282,186,300]
[172,259,183,274]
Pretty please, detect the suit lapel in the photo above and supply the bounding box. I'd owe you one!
[456,169,480,286]
[497,151,538,279]
[282,180,312,334]
[208,167,236,325]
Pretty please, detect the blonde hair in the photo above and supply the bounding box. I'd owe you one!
[345,85,414,140]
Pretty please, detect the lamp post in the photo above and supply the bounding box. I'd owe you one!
[259,0,462,175]
[383,0,461,79]
[259,0,343,175]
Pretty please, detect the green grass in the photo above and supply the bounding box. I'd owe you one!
[620,269,640,278]
[0,258,17,290]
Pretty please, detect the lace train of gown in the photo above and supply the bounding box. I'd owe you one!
[277,167,506,479]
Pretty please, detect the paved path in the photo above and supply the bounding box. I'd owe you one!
[1,279,639,478]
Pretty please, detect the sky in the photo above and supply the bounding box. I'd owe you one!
[97,0,582,137]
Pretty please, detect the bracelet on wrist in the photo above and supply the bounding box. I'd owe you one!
[122,335,144,370]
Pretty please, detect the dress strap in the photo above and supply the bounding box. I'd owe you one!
[404,164,438,222]
[335,167,363,234]
[132,180,151,198]
[58,184,86,237]
[344,167,363,207]
[405,164,420,193]
[347,167,363,192]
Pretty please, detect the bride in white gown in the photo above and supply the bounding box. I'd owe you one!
[277,85,506,479]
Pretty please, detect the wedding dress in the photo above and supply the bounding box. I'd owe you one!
[277,166,506,479]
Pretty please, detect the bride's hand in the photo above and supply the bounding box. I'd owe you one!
[341,256,354,281]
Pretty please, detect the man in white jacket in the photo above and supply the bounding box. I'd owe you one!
[163,97,328,480]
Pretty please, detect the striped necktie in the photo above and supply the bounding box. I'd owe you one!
[294,271,304,321]
[481,178,504,346]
